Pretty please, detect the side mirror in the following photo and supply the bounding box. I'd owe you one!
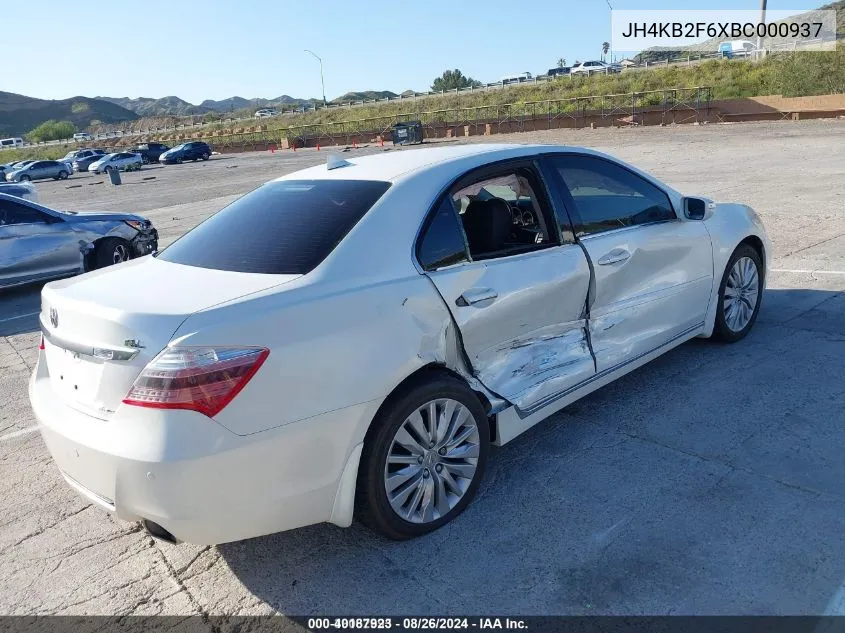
[683,196,713,221]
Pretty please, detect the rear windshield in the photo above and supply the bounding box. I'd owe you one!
[158,179,391,274]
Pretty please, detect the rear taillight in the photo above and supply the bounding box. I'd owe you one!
[123,347,269,417]
[39,335,44,350]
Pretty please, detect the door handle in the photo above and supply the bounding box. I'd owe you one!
[456,288,498,307]
[597,249,631,266]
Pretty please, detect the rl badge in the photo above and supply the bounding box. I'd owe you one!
[49,308,58,328]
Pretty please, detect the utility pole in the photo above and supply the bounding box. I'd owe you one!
[304,49,327,107]
[757,0,767,59]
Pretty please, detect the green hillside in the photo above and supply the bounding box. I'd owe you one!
[0,92,137,137]
[331,90,399,103]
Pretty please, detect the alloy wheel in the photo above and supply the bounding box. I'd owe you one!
[112,244,129,264]
[384,398,481,524]
[723,256,759,332]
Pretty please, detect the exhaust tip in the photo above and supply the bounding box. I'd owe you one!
[142,519,177,544]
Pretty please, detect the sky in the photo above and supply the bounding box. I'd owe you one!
[2,0,822,104]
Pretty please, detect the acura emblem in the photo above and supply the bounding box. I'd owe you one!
[49,308,58,328]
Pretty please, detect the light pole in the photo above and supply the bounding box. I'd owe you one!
[756,0,767,59]
[304,49,327,107]
[604,0,614,63]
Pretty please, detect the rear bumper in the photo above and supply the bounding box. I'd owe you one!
[29,353,367,545]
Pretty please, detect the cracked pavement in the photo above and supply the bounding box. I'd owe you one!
[1,120,844,617]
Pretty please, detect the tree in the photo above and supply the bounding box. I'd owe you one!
[557,57,567,68]
[602,42,610,61]
[431,69,482,92]
[26,120,76,143]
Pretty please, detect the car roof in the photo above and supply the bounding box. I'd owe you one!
[275,143,584,183]
[274,142,682,203]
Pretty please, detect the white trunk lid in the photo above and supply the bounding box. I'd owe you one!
[40,257,299,419]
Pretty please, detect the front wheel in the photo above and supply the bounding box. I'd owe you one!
[356,374,489,540]
[57,171,68,180]
[19,175,30,182]
[95,237,131,268]
[712,243,764,342]
[176,157,183,164]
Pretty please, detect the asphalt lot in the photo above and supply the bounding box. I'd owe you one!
[1,119,844,616]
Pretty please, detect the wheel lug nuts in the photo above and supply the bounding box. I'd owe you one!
[435,464,443,473]
[429,443,435,449]
[423,469,430,478]
[417,456,423,464]
[438,447,447,456]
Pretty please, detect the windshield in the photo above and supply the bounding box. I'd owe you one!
[158,179,391,275]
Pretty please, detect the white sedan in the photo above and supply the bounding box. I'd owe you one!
[30,144,769,544]
[570,60,621,75]
[88,152,142,174]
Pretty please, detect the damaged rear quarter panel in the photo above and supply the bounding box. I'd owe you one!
[178,273,480,440]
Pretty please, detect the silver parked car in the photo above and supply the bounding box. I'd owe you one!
[5,160,71,182]
[61,148,106,173]
[88,152,142,174]
[0,192,158,289]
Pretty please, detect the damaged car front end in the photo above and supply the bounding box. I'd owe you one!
[0,192,159,289]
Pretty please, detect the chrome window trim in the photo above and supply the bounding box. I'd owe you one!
[40,316,140,361]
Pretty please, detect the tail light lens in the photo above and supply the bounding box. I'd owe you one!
[123,346,269,418]
[39,335,44,350]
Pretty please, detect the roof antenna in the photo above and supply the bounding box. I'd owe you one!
[327,154,352,170]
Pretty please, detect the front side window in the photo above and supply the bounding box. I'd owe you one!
[549,155,675,236]
[158,180,391,274]
[450,170,553,261]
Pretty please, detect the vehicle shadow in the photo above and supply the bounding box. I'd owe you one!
[218,287,845,615]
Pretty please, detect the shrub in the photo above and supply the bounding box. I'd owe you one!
[26,120,76,143]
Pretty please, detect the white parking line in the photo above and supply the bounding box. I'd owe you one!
[0,426,39,442]
[771,269,845,275]
[0,311,39,324]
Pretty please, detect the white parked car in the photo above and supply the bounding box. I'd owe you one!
[570,60,621,75]
[88,152,142,174]
[254,108,278,118]
[30,144,769,545]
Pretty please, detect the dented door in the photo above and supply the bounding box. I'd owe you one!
[579,222,712,372]
[425,245,594,413]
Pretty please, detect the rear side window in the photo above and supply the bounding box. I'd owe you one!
[159,180,391,274]
[418,198,468,270]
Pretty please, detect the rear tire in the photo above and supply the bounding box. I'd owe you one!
[201,152,209,161]
[95,238,131,269]
[355,374,489,540]
[711,243,764,343]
